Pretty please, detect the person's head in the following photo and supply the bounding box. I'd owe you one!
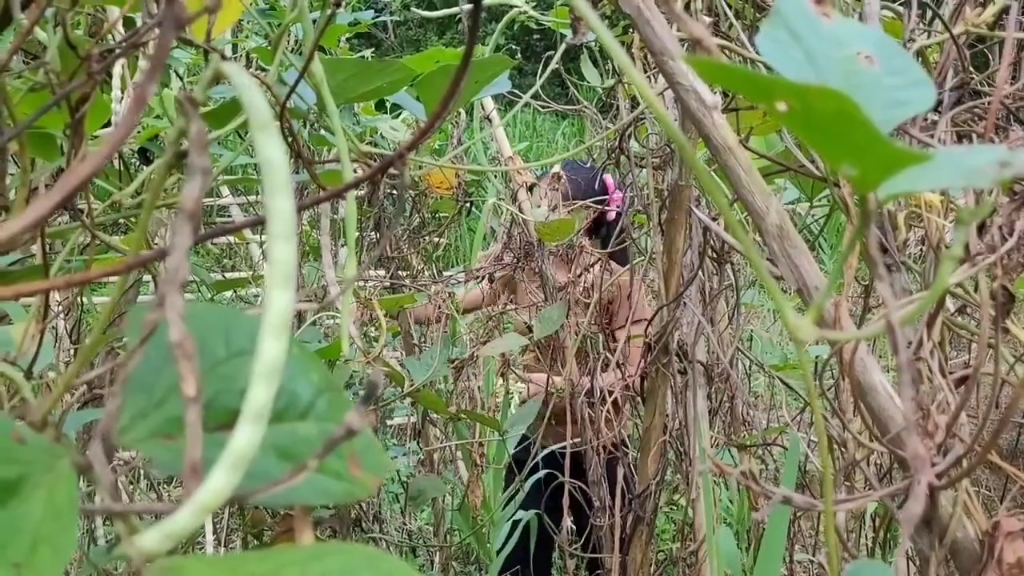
[534,159,631,267]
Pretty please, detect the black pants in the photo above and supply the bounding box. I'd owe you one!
[497,438,633,576]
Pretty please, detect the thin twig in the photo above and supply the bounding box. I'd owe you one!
[160,97,212,495]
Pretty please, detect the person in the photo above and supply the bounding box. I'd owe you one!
[401,159,654,576]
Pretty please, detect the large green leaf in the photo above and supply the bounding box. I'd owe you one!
[413,54,516,117]
[319,58,419,105]
[878,144,1024,201]
[686,57,927,192]
[117,302,393,508]
[147,542,420,575]
[755,0,935,133]
[401,46,466,73]
[0,413,78,575]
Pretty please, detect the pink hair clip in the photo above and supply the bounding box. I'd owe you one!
[603,173,623,221]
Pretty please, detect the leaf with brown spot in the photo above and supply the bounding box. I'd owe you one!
[755,0,936,133]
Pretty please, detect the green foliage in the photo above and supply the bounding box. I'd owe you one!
[751,431,802,576]
[533,300,568,340]
[403,339,452,385]
[414,54,515,116]
[754,0,935,134]
[376,292,425,314]
[688,0,1024,201]
[877,145,1024,200]
[535,216,581,245]
[0,301,56,370]
[689,58,926,193]
[350,0,567,101]
[716,527,744,575]
[409,388,453,416]
[406,473,448,511]
[844,558,894,576]
[320,58,421,105]
[147,542,421,575]
[0,413,79,576]
[117,302,393,508]
[479,332,530,357]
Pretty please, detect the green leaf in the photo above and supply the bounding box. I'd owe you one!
[0,413,78,576]
[24,131,61,163]
[377,292,424,314]
[413,54,516,117]
[716,526,744,575]
[280,67,319,111]
[403,338,451,385]
[752,430,802,576]
[319,58,419,105]
[881,14,904,41]
[62,408,104,439]
[535,216,581,245]
[0,305,56,369]
[406,474,448,511]
[401,46,465,73]
[754,0,935,133]
[579,50,603,86]
[388,89,427,121]
[117,302,393,508]
[844,558,893,576]
[727,105,781,137]
[474,71,514,101]
[806,344,831,359]
[10,89,112,135]
[533,300,568,340]
[480,332,529,357]
[430,197,459,215]
[202,96,244,129]
[878,144,1024,201]
[372,355,408,387]
[687,57,927,192]
[147,542,421,576]
[409,389,452,417]
[547,5,572,36]
[503,396,542,442]
[459,409,502,433]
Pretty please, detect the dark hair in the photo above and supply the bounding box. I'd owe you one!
[544,159,631,267]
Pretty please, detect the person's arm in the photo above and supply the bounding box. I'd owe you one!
[600,271,654,393]
[401,274,509,324]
